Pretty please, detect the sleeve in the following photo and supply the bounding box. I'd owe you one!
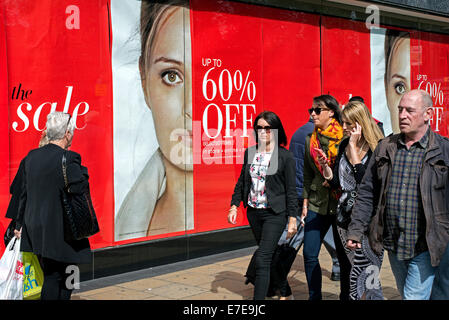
[301,137,312,200]
[352,149,372,185]
[15,159,27,230]
[230,148,248,207]
[347,148,378,242]
[5,158,26,220]
[328,149,341,189]
[65,151,89,194]
[284,150,300,218]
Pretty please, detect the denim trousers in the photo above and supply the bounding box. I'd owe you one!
[246,206,287,300]
[303,209,351,300]
[431,243,449,300]
[388,251,435,300]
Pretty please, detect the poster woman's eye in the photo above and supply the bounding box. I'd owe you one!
[161,70,183,86]
[394,82,406,95]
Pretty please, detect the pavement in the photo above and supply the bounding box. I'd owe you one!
[71,244,401,300]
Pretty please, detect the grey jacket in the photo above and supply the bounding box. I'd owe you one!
[347,129,449,267]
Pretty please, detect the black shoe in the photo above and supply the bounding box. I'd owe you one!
[331,272,340,281]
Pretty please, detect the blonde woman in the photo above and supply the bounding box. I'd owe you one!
[317,100,384,300]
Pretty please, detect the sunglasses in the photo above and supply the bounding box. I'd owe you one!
[308,107,330,115]
[255,125,272,133]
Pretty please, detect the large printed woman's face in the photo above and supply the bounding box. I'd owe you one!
[385,37,411,134]
[144,6,192,171]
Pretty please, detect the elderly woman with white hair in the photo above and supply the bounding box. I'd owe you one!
[14,112,92,300]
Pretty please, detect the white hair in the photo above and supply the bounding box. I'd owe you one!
[45,112,74,141]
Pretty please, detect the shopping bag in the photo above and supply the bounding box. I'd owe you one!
[22,252,44,300]
[0,237,23,300]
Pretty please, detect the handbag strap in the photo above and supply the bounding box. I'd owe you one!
[62,151,69,190]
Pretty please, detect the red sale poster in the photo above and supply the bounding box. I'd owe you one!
[1,0,449,255]
[1,0,112,251]
[0,4,9,240]
[411,31,449,135]
[190,1,321,234]
[321,17,372,110]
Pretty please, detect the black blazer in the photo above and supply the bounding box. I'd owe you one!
[230,145,299,218]
[16,143,91,264]
[5,158,26,221]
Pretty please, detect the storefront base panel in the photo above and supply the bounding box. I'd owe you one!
[79,227,255,282]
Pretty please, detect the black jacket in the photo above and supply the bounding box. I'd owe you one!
[230,145,299,218]
[16,143,92,264]
[5,158,26,221]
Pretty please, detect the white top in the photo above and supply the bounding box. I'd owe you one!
[248,152,272,209]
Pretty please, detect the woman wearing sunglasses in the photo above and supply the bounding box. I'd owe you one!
[228,111,298,300]
[301,95,351,300]
[316,100,384,299]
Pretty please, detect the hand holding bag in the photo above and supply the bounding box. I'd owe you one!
[61,152,100,241]
[0,237,23,300]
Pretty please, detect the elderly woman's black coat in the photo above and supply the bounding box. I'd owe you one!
[16,143,92,264]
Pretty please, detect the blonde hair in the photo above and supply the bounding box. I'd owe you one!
[342,101,384,151]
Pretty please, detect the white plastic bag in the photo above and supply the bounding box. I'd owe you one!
[0,237,23,300]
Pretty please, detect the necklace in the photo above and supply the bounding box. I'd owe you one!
[358,140,367,156]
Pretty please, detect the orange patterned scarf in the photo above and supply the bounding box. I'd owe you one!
[309,118,343,177]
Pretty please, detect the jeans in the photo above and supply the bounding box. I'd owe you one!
[303,210,351,300]
[388,251,435,300]
[247,207,287,300]
[431,243,449,300]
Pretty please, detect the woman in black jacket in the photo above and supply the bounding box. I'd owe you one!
[228,111,298,300]
[317,100,384,299]
[15,112,92,300]
[5,132,48,245]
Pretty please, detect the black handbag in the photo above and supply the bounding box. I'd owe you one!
[336,190,357,229]
[61,152,99,241]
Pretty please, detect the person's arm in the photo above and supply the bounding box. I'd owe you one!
[314,147,333,180]
[15,159,27,237]
[352,149,372,185]
[301,139,313,225]
[284,151,298,238]
[346,147,378,248]
[65,151,89,194]
[228,149,248,224]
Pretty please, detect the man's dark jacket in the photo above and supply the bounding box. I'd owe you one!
[348,129,449,267]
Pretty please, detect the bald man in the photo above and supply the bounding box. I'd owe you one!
[347,89,449,300]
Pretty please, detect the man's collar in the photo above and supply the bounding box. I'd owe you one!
[398,127,430,149]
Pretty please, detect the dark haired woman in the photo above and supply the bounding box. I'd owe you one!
[301,95,351,300]
[228,111,298,300]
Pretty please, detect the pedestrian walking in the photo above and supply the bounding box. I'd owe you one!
[228,110,298,300]
[301,94,351,300]
[317,100,385,299]
[290,117,344,283]
[14,112,93,300]
[347,89,449,300]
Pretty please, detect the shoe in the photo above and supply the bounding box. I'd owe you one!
[279,295,294,300]
[331,271,340,281]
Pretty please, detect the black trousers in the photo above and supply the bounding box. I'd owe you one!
[39,257,74,300]
[247,206,287,300]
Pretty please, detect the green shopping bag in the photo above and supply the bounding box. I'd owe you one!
[22,252,44,300]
